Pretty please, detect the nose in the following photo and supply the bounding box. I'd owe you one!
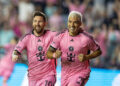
[36,21,39,25]
[71,22,75,27]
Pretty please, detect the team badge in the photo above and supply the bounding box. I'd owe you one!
[36,46,45,61]
[69,46,74,51]
[67,46,75,62]
[38,46,43,51]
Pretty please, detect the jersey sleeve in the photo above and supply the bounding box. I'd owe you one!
[88,37,100,51]
[14,35,28,53]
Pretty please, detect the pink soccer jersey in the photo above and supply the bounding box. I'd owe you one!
[51,30,100,86]
[0,44,15,81]
[14,30,56,81]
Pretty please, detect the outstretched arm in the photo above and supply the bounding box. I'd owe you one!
[47,46,62,59]
[78,49,102,62]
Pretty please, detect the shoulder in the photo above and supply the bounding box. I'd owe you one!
[81,31,94,40]
[20,32,32,41]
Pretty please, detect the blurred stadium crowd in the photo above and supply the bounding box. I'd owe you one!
[0,0,120,69]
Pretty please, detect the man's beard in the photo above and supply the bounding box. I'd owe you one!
[69,27,79,36]
[34,26,43,33]
[69,27,77,33]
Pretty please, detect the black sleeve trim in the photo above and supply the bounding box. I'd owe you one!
[14,50,21,55]
[50,45,57,52]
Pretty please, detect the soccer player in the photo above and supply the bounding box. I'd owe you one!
[0,37,18,86]
[12,11,56,86]
[47,11,102,86]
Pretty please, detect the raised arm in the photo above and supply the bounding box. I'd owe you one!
[47,46,62,59]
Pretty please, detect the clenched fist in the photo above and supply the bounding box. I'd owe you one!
[78,54,86,62]
[12,51,19,62]
[54,50,62,58]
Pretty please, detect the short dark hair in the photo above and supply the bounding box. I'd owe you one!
[33,11,47,22]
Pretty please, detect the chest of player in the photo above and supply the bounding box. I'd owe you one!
[26,35,53,62]
[60,34,90,63]
[60,34,89,54]
[26,35,51,53]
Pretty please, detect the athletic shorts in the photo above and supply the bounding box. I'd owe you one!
[61,74,89,86]
[29,75,56,86]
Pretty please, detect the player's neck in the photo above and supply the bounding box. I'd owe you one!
[34,30,45,37]
[69,31,79,36]
[69,29,83,36]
